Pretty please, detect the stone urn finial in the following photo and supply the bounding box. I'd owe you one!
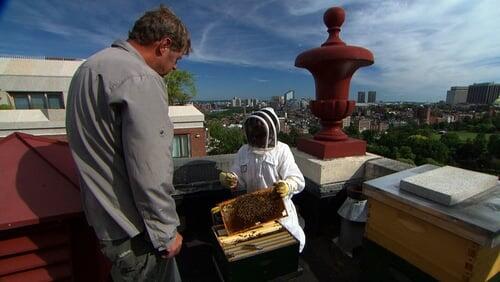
[322,7,346,47]
[295,6,374,159]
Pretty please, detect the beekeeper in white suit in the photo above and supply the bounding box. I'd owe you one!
[218,107,306,252]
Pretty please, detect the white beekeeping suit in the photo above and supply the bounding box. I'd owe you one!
[230,107,306,252]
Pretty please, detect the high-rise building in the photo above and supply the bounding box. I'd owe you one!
[368,91,376,103]
[357,91,365,103]
[271,96,285,107]
[466,82,500,105]
[446,86,468,105]
[283,90,295,103]
[300,99,309,109]
[231,97,242,107]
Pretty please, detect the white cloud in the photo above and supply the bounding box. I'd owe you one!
[2,0,498,101]
[253,78,270,83]
[1,0,133,49]
[185,0,500,101]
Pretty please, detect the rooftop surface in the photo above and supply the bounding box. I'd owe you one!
[1,133,498,281]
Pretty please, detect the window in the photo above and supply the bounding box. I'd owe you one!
[9,92,64,109]
[172,134,190,158]
[30,93,46,109]
[48,93,64,109]
[13,95,30,109]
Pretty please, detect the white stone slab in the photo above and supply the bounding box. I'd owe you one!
[292,149,379,185]
[400,166,497,206]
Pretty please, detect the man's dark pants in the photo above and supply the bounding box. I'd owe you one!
[100,233,181,282]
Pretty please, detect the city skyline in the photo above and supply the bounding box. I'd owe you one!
[0,0,499,102]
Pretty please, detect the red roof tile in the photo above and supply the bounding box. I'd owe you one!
[0,133,81,230]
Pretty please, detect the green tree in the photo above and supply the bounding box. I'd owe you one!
[440,133,461,149]
[440,132,462,158]
[379,126,415,148]
[476,122,495,133]
[397,146,416,161]
[488,135,500,158]
[278,132,294,147]
[361,130,377,144]
[308,123,321,136]
[473,133,488,155]
[415,127,433,138]
[207,121,245,155]
[407,135,449,165]
[206,108,244,120]
[423,158,442,166]
[278,128,302,147]
[493,115,500,130]
[164,70,197,105]
[456,141,477,163]
[344,125,359,138]
[367,144,391,157]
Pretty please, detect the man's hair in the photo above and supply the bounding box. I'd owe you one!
[129,5,191,55]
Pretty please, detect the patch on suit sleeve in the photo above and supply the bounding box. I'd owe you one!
[241,165,247,173]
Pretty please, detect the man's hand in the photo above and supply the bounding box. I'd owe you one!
[219,172,238,188]
[164,232,183,259]
[273,180,289,198]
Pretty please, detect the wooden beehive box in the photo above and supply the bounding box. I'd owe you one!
[211,222,299,282]
[363,165,500,282]
[210,190,299,281]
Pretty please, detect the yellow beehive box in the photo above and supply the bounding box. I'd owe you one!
[363,165,500,282]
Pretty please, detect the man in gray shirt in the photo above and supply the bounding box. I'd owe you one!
[66,5,190,281]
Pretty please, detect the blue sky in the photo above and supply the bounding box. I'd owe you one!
[0,0,499,102]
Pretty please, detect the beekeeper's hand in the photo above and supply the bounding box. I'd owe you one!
[211,206,221,214]
[219,171,238,188]
[273,180,289,198]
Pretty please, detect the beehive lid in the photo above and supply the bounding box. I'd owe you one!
[216,189,287,235]
[400,166,497,206]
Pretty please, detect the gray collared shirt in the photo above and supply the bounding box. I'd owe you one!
[66,39,178,250]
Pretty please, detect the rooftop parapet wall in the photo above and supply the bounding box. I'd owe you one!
[0,57,83,77]
[0,75,73,93]
[172,150,416,198]
[172,154,235,196]
[365,157,415,181]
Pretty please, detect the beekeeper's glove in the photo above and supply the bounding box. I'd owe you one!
[273,180,290,198]
[219,171,238,188]
[211,206,221,214]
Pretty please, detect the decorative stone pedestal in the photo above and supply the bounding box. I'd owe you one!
[291,148,379,237]
[297,137,366,159]
[292,149,379,197]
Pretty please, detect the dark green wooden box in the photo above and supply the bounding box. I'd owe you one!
[211,225,299,282]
